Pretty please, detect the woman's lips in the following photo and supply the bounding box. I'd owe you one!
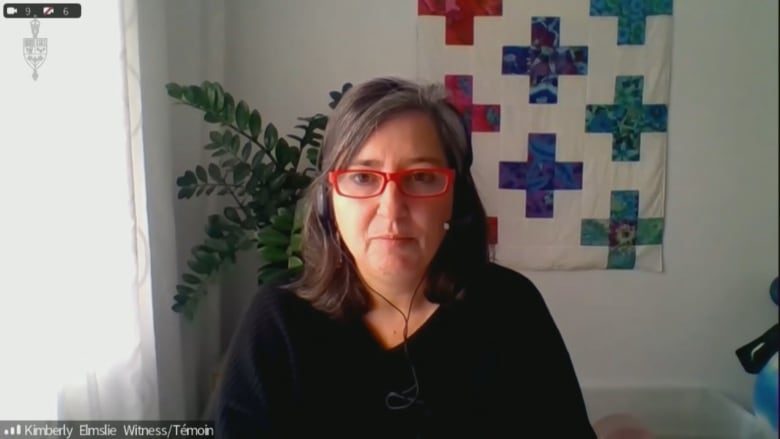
[373,235,413,241]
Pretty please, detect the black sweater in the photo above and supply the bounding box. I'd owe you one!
[214,263,596,438]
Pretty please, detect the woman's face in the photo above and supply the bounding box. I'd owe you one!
[331,112,454,283]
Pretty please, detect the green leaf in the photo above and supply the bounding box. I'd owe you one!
[166,83,183,99]
[230,133,240,153]
[289,233,303,253]
[234,162,251,184]
[275,138,291,168]
[183,85,197,105]
[223,94,235,124]
[221,129,232,146]
[183,301,198,321]
[277,206,293,218]
[224,207,242,224]
[198,85,212,107]
[187,258,211,275]
[238,239,256,251]
[288,173,312,190]
[241,142,252,162]
[276,189,294,203]
[193,244,216,259]
[306,148,320,167]
[259,246,289,263]
[260,164,275,182]
[205,185,216,195]
[195,166,208,183]
[241,216,257,230]
[177,187,195,199]
[205,142,221,151]
[214,82,225,110]
[269,172,288,191]
[236,100,250,131]
[257,227,290,247]
[292,206,305,232]
[204,216,224,239]
[257,266,290,284]
[210,131,223,144]
[264,123,279,150]
[204,112,221,123]
[252,151,266,169]
[271,210,294,232]
[204,238,230,253]
[249,110,262,139]
[182,273,202,284]
[312,114,328,129]
[222,158,239,168]
[203,81,216,108]
[288,256,303,269]
[255,187,270,205]
[208,163,222,181]
[288,265,303,279]
[176,171,197,187]
[176,284,195,295]
[289,148,301,168]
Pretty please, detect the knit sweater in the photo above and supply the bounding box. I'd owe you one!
[214,262,596,438]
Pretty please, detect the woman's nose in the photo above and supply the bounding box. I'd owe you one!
[376,181,408,219]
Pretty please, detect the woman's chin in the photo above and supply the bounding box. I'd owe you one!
[367,256,425,278]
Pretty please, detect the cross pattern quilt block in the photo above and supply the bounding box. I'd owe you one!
[417,0,673,271]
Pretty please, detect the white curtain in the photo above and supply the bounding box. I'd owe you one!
[0,0,159,420]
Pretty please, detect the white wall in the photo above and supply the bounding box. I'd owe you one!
[150,0,778,415]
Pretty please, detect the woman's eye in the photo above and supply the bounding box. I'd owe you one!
[351,173,377,184]
[411,172,435,183]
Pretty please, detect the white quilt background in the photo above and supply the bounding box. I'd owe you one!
[416,0,673,271]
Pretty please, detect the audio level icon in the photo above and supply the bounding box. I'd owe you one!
[2,425,22,436]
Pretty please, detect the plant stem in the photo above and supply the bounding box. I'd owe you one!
[176,99,279,167]
[227,123,279,167]
[207,176,252,224]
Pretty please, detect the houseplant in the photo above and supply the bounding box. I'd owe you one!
[165,80,351,321]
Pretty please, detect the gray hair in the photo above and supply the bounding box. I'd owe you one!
[291,77,489,319]
[321,77,471,175]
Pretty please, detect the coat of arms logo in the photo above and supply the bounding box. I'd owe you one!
[23,18,48,80]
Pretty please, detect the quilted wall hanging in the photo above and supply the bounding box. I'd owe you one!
[417,0,673,271]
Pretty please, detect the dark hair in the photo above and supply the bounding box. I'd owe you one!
[291,77,490,319]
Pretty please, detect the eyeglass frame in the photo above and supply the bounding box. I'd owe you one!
[327,167,456,199]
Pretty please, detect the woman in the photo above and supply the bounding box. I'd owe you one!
[214,77,596,438]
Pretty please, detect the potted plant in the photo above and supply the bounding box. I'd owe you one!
[164,80,351,321]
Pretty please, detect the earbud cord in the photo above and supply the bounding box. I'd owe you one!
[364,268,429,410]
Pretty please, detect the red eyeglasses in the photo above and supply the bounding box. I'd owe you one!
[328,168,455,198]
